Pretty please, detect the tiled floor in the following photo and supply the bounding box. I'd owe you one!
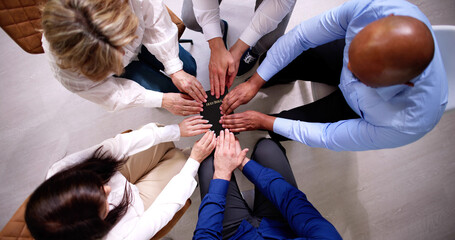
[0,0,454,239]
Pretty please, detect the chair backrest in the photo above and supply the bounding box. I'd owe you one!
[433,25,455,112]
[0,0,185,54]
[0,0,44,54]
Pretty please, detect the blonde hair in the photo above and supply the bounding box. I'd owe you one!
[42,0,138,81]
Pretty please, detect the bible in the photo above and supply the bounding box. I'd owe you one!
[200,90,231,136]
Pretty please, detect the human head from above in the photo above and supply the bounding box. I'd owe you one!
[41,0,138,81]
[25,150,130,240]
[348,15,434,88]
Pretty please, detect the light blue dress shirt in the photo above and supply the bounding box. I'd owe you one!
[257,0,448,151]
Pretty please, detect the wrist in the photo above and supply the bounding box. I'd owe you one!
[208,37,226,51]
[161,93,169,108]
[248,73,266,90]
[239,158,250,171]
[213,170,231,181]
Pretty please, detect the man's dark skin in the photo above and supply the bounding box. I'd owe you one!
[219,15,435,133]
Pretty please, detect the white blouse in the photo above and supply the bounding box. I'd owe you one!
[192,0,296,46]
[43,0,183,111]
[46,123,199,240]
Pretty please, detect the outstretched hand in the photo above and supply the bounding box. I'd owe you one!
[170,70,207,103]
[213,129,249,180]
[179,115,212,137]
[162,93,203,116]
[190,130,217,163]
[220,110,275,132]
[208,38,235,99]
[220,73,265,115]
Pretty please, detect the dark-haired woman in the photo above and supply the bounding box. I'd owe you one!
[25,116,216,240]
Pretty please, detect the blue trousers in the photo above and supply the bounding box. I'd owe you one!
[121,45,197,92]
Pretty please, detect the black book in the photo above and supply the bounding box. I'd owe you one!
[200,90,231,136]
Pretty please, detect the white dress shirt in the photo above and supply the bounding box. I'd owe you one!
[192,0,295,46]
[46,123,200,240]
[43,0,182,111]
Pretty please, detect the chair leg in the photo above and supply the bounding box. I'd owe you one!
[179,39,194,45]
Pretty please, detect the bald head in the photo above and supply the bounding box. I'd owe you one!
[348,15,434,87]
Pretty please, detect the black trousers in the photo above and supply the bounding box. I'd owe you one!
[264,39,359,141]
[198,139,297,239]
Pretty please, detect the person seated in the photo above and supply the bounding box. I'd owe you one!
[42,0,207,115]
[181,0,296,98]
[220,0,448,151]
[25,117,215,240]
[193,129,342,239]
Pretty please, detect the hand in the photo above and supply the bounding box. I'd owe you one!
[220,74,264,115]
[213,129,249,180]
[220,110,276,132]
[179,115,212,137]
[162,93,203,116]
[236,139,250,171]
[190,130,217,163]
[228,39,250,79]
[170,70,207,103]
[208,38,235,99]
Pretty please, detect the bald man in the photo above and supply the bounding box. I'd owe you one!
[219,0,448,151]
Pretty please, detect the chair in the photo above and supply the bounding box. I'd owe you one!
[0,196,191,240]
[0,0,190,54]
[0,128,192,240]
[433,25,455,112]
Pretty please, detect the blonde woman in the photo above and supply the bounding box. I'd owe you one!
[42,0,207,115]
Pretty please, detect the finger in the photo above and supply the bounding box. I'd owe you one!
[224,129,231,151]
[208,132,217,151]
[220,92,235,115]
[214,71,220,99]
[237,148,249,162]
[192,129,210,137]
[219,130,225,150]
[229,132,235,152]
[191,85,206,103]
[185,115,203,123]
[199,130,212,145]
[194,81,207,101]
[228,127,247,132]
[192,124,212,132]
[220,75,226,96]
[181,106,203,115]
[210,66,215,96]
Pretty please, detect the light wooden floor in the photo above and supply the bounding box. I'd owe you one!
[0,0,454,239]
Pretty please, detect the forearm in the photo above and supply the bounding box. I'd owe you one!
[193,179,228,239]
[242,160,341,238]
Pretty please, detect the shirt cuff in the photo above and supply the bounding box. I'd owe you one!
[163,58,184,75]
[242,160,261,180]
[203,22,223,41]
[239,26,262,47]
[180,158,201,178]
[163,124,181,142]
[273,117,294,138]
[257,56,280,82]
[143,90,163,108]
[208,179,229,196]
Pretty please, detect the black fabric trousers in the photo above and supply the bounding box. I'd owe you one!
[198,139,297,239]
[263,39,359,141]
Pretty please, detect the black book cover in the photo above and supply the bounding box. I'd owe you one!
[201,90,231,136]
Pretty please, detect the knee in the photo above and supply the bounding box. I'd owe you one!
[252,138,285,160]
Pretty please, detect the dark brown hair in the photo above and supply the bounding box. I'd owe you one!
[25,148,131,240]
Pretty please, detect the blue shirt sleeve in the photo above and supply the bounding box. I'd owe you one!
[193,179,229,240]
[243,160,342,239]
[273,117,425,151]
[257,0,355,81]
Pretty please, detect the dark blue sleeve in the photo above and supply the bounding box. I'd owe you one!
[243,160,342,240]
[193,179,229,240]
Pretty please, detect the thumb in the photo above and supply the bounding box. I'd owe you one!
[237,148,249,162]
